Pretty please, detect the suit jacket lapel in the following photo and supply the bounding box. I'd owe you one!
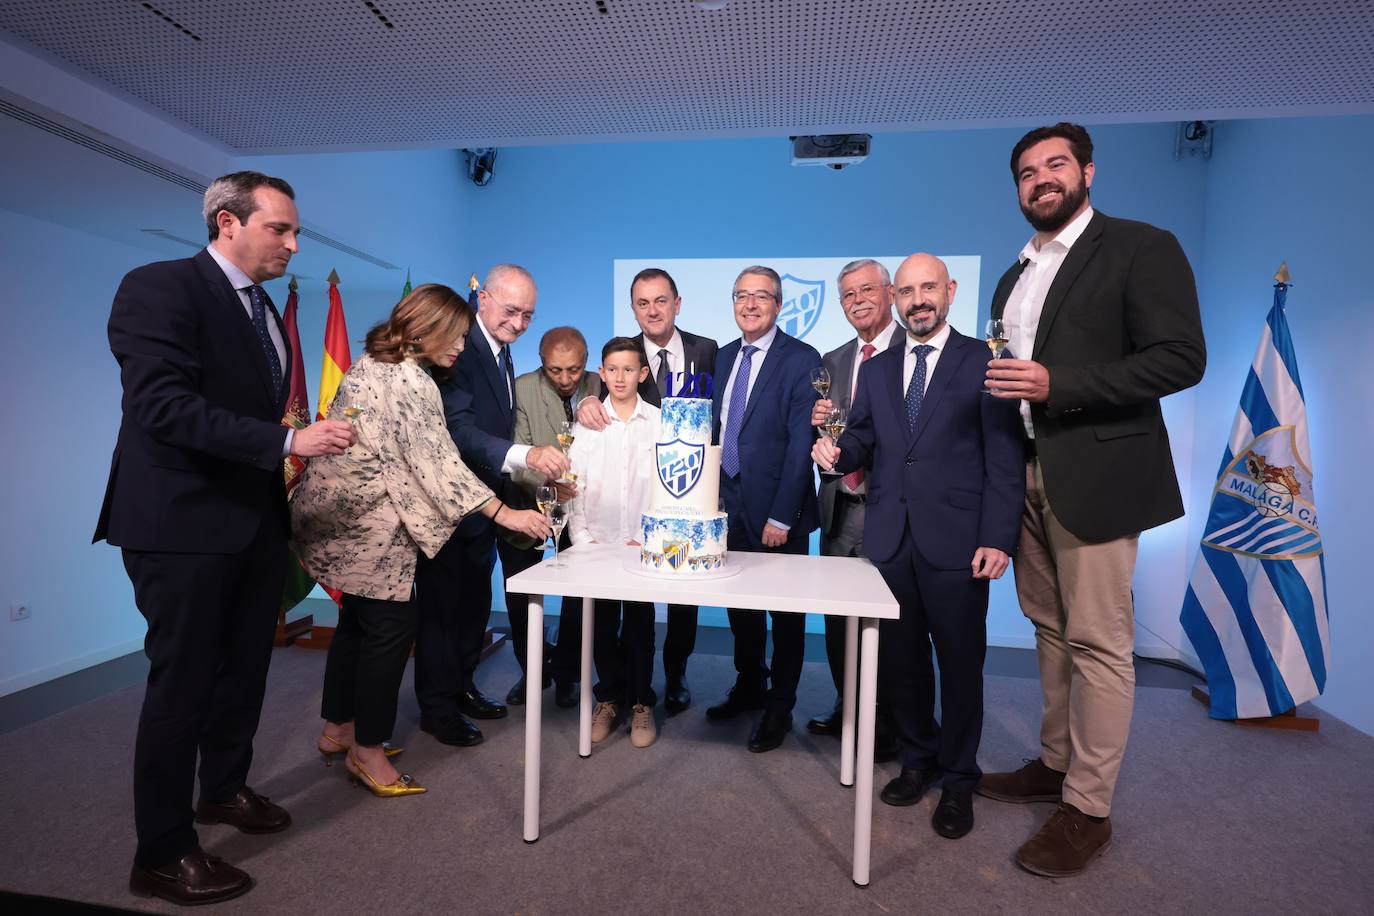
[990,261,1028,321]
[193,251,278,407]
[713,341,739,441]
[905,329,973,453]
[1033,211,1105,358]
[832,342,857,410]
[470,324,513,429]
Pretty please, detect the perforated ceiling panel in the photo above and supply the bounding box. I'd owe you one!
[2,0,1371,151]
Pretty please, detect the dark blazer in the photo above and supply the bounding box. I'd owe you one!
[712,328,822,546]
[94,249,290,553]
[441,320,519,538]
[817,320,905,538]
[636,328,718,405]
[834,328,1025,569]
[990,211,1206,541]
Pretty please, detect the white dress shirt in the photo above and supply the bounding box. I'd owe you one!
[718,323,789,530]
[1002,205,1095,437]
[474,316,533,473]
[902,321,953,397]
[567,396,660,546]
[205,244,292,456]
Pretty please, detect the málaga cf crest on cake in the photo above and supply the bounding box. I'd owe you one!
[639,394,730,577]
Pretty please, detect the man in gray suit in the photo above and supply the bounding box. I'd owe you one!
[807,258,904,755]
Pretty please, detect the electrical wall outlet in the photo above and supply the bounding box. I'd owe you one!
[10,604,30,621]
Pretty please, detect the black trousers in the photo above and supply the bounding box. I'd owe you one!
[321,592,416,746]
[662,603,698,678]
[591,599,658,707]
[820,494,888,711]
[721,475,809,715]
[121,513,286,868]
[875,526,990,793]
[502,531,582,685]
[413,529,495,721]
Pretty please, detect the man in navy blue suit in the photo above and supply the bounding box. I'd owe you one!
[704,265,823,753]
[413,263,571,747]
[814,253,1024,839]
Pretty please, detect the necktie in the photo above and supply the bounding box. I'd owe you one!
[499,346,514,408]
[246,285,282,397]
[561,395,574,424]
[842,343,877,490]
[720,344,758,478]
[904,344,935,433]
[656,350,671,398]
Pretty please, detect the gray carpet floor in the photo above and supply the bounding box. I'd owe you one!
[1,644,1372,915]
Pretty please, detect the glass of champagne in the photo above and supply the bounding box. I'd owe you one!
[341,403,365,423]
[985,318,1009,394]
[556,420,575,454]
[535,485,557,558]
[821,406,846,475]
[810,367,831,399]
[547,501,569,569]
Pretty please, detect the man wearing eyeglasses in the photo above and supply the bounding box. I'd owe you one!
[704,266,823,753]
[413,264,572,749]
[805,259,904,754]
[577,267,719,714]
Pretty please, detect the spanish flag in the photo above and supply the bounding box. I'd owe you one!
[317,268,352,423]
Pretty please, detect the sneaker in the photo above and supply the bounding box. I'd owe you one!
[590,702,618,743]
[629,704,656,748]
[975,757,1065,803]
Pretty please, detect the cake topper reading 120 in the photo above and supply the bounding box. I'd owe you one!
[663,369,714,399]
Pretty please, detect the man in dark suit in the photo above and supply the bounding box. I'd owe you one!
[979,123,1206,876]
[814,253,1024,840]
[806,258,903,752]
[95,171,355,905]
[413,263,571,747]
[577,267,718,713]
[703,265,822,752]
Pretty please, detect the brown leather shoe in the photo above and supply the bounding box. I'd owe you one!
[1016,803,1112,877]
[195,786,291,834]
[975,757,1065,803]
[130,851,253,905]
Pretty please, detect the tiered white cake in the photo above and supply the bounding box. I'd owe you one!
[639,398,730,576]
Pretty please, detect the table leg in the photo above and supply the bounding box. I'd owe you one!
[840,615,859,787]
[523,595,544,844]
[579,597,594,758]
[852,617,879,887]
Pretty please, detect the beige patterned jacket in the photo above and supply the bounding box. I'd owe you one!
[290,353,493,600]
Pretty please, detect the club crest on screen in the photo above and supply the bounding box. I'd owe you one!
[656,439,704,498]
[780,274,825,340]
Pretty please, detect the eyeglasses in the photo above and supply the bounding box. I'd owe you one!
[732,290,776,305]
[840,284,885,304]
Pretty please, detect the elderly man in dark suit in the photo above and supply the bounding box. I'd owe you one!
[806,258,903,754]
[814,253,1024,840]
[95,171,355,905]
[413,264,570,748]
[703,265,823,753]
[577,267,718,713]
[980,122,1206,876]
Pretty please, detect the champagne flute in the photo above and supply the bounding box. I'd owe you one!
[821,406,846,475]
[985,318,1009,394]
[547,502,569,569]
[341,403,365,423]
[535,485,557,559]
[810,367,831,399]
[556,420,575,454]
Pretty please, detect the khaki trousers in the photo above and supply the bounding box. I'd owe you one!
[1015,460,1139,817]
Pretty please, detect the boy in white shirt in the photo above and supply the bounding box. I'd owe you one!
[567,338,662,747]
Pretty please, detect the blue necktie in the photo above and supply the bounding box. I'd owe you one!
[499,345,514,408]
[246,285,282,397]
[720,344,758,478]
[904,344,935,433]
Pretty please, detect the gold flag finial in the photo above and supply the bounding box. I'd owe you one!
[1274,261,1291,284]
[468,272,480,292]
[327,268,341,285]
[288,274,298,292]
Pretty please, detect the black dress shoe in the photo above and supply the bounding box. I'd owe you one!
[194,786,291,834]
[420,714,484,747]
[130,852,252,905]
[806,703,843,736]
[506,676,527,706]
[880,766,941,807]
[459,688,508,720]
[554,681,579,708]
[664,675,691,715]
[931,789,975,839]
[705,687,766,720]
[748,711,792,753]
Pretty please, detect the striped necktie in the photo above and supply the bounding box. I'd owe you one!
[720,344,758,478]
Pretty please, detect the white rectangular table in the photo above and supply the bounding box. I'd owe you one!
[504,542,900,886]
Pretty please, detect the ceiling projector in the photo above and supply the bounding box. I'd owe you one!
[790,134,871,170]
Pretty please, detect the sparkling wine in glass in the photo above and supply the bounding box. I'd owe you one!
[556,420,575,453]
[535,485,556,517]
[810,367,831,399]
[341,403,365,423]
[547,502,569,569]
[821,406,846,475]
[985,318,1009,394]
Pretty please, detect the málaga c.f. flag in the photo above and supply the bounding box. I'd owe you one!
[313,269,351,607]
[280,276,317,611]
[1180,268,1329,720]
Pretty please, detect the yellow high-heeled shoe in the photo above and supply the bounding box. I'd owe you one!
[345,752,426,797]
[317,734,405,767]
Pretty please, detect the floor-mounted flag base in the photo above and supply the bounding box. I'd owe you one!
[1191,686,1319,732]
